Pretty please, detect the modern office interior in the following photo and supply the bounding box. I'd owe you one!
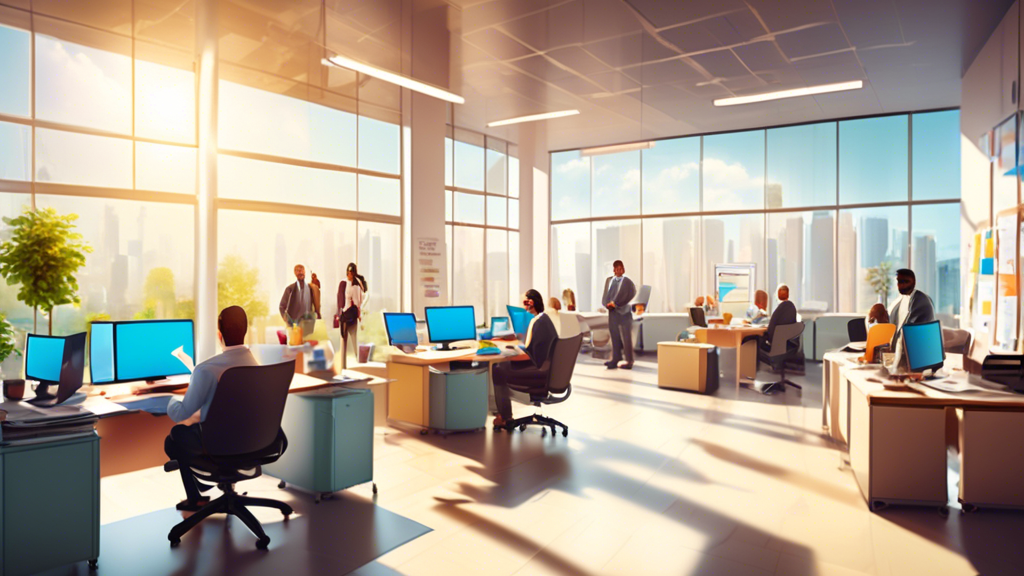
[0,0,1022,574]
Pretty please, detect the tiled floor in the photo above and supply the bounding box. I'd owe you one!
[103,352,1024,575]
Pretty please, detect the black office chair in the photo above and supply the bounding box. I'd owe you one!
[498,334,584,437]
[164,361,295,550]
[751,323,805,394]
[689,306,707,328]
[847,318,868,342]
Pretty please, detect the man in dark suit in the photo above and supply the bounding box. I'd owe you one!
[491,289,558,427]
[888,268,935,346]
[601,260,637,370]
[279,264,321,327]
[765,284,798,350]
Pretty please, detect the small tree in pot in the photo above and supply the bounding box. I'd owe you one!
[0,312,21,379]
[865,260,894,308]
[0,207,92,335]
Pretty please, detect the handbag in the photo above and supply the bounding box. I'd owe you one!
[334,280,347,328]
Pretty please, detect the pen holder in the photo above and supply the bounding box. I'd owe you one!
[3,378,26,400]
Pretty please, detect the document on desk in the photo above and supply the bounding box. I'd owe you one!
[918,380,994,394]
[172,345,195,373]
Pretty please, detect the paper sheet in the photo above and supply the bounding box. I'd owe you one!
[172,346,195,373]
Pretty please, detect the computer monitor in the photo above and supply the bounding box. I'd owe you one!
[384,312,419,347]
[902,320,946,374]
[424,306,477,350]
[491,317,514,338]
[25,332,86,405]
[114,319,195,383]
[506,305,530,337]
[90,321,115,383]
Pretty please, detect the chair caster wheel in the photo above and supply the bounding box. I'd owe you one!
[314,495,321,504]
[420,429,429,436]
[938,506,949,517]
[256,537,270,550]
[562,428,568,437]
[519,424,527,431]
[169,537,181,547]
[541,428,547,437]
[89,559,99,570]
[278,480,286,489]
[283,513,291,521]
[372,483,378,495]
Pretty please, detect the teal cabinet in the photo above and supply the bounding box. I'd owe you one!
[1,432,100,575]
[264,388,373,500]
[428,368,488,432]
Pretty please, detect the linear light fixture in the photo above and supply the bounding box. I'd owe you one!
[713,80,864,107]
[580,141,655,157]
[486,109,580,127]
[321,55,465,104]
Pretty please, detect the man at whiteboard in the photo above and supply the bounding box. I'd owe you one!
[888,268,935,346]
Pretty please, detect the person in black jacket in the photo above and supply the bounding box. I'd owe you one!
[765,284,798,350]
[491,289,558,427]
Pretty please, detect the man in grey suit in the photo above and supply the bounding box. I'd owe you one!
[601,260,637,369]
[279,264,321,327]
[888,268,935,346]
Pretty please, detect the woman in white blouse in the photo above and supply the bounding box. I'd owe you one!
[546,297,581,337]
[336,263,367,369]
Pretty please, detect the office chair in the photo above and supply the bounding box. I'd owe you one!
[164,361,295,550]
[942,327,972,356]
[498,333,584,437]
[750,322,805,394]
[847,318,868,342]
[689,307,707,328]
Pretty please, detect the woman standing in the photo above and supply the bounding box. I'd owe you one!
[336,263,367,369]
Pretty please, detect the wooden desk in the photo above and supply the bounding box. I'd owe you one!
[693,325,766,389]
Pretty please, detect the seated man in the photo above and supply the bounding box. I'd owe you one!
[164,306,258,510]
[747,290,769,324]
[888,268,935,346]
[491,289,558,428]
[764,284,798,352]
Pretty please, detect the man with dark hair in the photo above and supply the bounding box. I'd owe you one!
[164,306,258,510]
[601,260,637,369]
[888,268,935,345]
[491,289,558,427]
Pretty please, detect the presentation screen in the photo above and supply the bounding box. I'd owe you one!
[715,263,756,303]
[115,320,195,381]
[90,322,115,383]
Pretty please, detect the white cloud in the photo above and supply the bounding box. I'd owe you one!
[556,157,589,175]
[641,162,699,208]
[702,157,765,209]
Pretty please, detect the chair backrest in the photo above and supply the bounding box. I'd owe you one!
[942,327,972,356]
[847,318,868,342]
[862,323,896,362]
[631,285,652,312]
[768,322,805,357]
[689,307,707,327]
[546,334,584,395]
[201,361,294,456]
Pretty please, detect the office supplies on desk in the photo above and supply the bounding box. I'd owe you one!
[3,378,27,400]
[424,306,477,350]
[112,395,172,415]
[90,319,195,384]
[25,332,86,407]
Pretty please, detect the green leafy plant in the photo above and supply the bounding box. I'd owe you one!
[866,260,894,308]
[0,312,21,366]
[0,207,93,335]
[217,254,269,323]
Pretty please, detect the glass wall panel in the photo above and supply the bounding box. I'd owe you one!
[454,132,484,190]
[487,196,506,227]
[642,137,700,214]
[912,110,961,201]
[454,192,484,224]
[839,115,908,204]
[0,121,30,180]
[703,130,765,211]
[702,214,765,298]
[509,154,519,198]
[642,216,700,312]
[0,192,34,376]
[358,221,402,347]
[218,209,356,345]
[993,115,1017,215]
[359,175,400,215]
[591,220,641,312]
[509,199,519,229]
[136,142,196,194]
[446,224,453,304]
[911,204,961,320]
[36,128,133,188]
[486,230,509,321]
[767,123,837,208]
[509,231,520,304]
[445,136,453,187]
[592,150,640,217]
[135,58,195,145]
[837,206,909,313]
[453,225,485,321]
[445,189,452,222]
[219,154,356,210]
[0,22,31,117]
[551,150,590,220]
[767,211,835,312]
[36,195,195,333]
[35,30,132,134]
[486,139,507,195]
[358,116,400,175]
[550,223,591,312]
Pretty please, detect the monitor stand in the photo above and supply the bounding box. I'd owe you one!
[434,342,454,351]
[25,383,58,406]
[922,368,947,380]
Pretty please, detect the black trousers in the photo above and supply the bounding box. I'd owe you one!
[164,423,209,502]
[492,360,546,419]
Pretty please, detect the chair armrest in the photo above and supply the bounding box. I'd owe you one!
[741,334,761,345]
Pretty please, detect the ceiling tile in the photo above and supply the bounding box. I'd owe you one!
[465,28,536,60]
[744,0,836,32]
[774,23,851,60]
[688,50,751,79]
[582,32,645,68]
[547,46,612,76]
[660,22,724,53]
[732,41,791,71]
[511,54,576,82]
[627,59,707,86]
[498,0,584,51]
[462,0,570,33]
[623,0,748,28]
[551,74,608,95]
[587,70,642,93]
[582,0,644,42]
[703,9,767,46]
[791,50,864,85]
[832,0,905,48]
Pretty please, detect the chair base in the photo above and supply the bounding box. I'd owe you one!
[168,483,293,549]
[501,413,568,437]
[746,378,802,395]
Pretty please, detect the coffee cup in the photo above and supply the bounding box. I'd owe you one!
[3,379,26,401]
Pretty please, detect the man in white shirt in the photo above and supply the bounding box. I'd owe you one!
[164,306,258,510]
[888,268,935,346]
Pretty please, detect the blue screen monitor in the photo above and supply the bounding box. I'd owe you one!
[90,322,115,383]
[115,320,195,382]
[384,313,419,347]
[25,332,86,405]
[506,305,530,336]
[424,306,477,350]
[902,320,946,374]
[26,334,66,384]
[491,317,513,338]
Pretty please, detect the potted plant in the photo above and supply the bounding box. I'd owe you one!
[0,312,21,380]
[866,261,894,308]
[0,207,92,335]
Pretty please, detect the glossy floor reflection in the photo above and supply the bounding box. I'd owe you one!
[97,353,1024,575]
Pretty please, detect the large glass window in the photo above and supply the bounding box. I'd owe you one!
[36,129,133,188]
[486,139,507,195]
[454,130,485,191]
[642,217,700,312]
[550,223,592,312]
[767,123,837,208]
[453,226,485,321]
[703,214,765,298]
[486,230,509,321]
[591,220,641,310]
[767,211,835,312]
[912,111,961,201]
[703,130,765,211]
[912,204,961,320]
[551,150,590,221]
[591,150,640,217]
[0,121,31,180]
[837,206,909,313]
[839,115,909,204]
[219,155,356,209]
[358,222,402,347]
[642,137,700,215]
[0,21,31,117]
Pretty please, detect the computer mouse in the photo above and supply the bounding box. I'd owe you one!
[505,345,516,350]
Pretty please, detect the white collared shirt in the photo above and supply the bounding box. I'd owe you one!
[167,345,258,423]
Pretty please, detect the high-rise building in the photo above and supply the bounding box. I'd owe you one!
[838,212,856,311]
[861,217,888,269]
[937,258,961,316]
[912,234,938,301]
[810,211,835,311]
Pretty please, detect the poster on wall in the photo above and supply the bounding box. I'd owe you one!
[416,237,444,309]
[975,228,996,338]
[995,212,1018,351]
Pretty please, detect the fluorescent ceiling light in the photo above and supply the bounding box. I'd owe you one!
[487,109,580,127]
[713,80,864,107]
[580,141,655,156]
[322,55,465,104]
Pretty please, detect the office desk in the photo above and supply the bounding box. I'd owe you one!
[822,352,1024,511]
[692,325,766,389]
[387,345,528,428]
